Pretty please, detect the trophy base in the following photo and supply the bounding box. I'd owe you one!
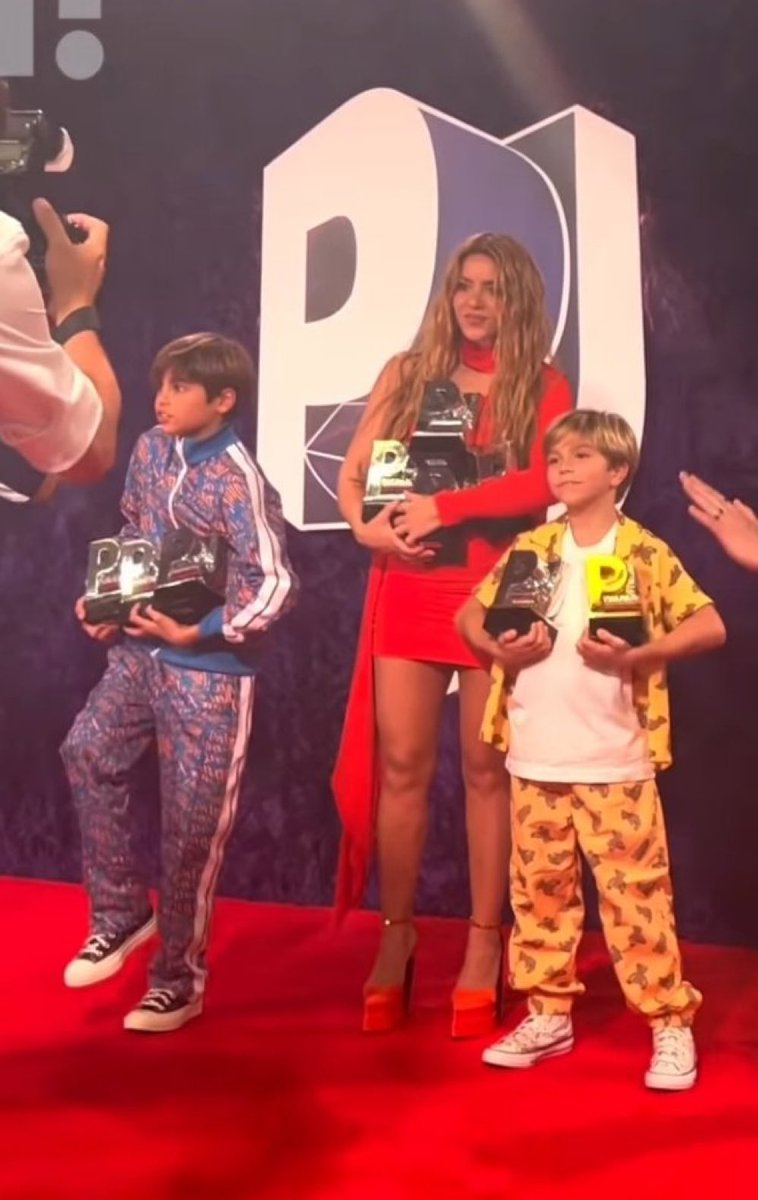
[362,498,394,524]
[82,594,122,626]
[83,595,150,626]
[484,606,557,644]
[152,582,224,625]
[589,614,646,646]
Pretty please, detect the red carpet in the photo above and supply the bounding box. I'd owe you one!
[1,878,757,1199]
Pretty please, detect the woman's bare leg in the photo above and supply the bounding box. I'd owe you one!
[455,666,511,990]
[366,657,451,988]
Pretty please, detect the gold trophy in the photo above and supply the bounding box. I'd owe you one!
[586,555,645,645]
[361,440,416,523]
[360,381,510,565]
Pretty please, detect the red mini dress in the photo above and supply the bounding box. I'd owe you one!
[333,364,573,913]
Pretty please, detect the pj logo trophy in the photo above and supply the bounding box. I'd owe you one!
[482,552,645,647]
[82,529,227,627]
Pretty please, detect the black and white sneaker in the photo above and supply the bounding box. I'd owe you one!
[123,988,203,1033]
[63,913,157,989]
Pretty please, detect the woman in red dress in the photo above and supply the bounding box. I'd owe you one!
[333,233,572,1037]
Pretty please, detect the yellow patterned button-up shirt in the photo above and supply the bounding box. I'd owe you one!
[475,515,713,771]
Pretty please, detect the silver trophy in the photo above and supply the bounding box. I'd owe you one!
[82,537,160,625]
[82,529,227,626]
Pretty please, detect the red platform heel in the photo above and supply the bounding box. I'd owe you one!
[451,919,505,1040]
[362,918,417,1034]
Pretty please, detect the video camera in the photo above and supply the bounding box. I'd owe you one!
[0,80,86,279]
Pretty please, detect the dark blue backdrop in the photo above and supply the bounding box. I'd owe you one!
[3,0,758,946]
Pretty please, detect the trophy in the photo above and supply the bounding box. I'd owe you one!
[586,555,646,646]
[82,528,228,626]
[359,379,512,565]
[483,550,562,642]
[152,528,228,624]
[82,537,160,625]
[361,440,416,524]
[361,381,486,520]
[361,381,511,567]
[410,379,482,493]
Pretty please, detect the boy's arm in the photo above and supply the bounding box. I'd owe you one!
[631,542,726,667]
[629,603,726,671]
[456,541,554,669]
[197,456,298,644]
[456,548,512,659]
[580,542,726,673]
[456,594,500,661]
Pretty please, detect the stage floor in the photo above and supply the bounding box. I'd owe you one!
[1,878,757,1199]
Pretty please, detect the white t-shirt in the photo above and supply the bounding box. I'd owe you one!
[506,523,654,784]
[0,212,102,474]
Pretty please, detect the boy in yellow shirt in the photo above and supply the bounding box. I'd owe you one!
[457,410,726,1089]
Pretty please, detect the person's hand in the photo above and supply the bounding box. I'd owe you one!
[32,199,109,324]
[124,604,201,647]
[577,627,642,678]
[355,502,436,561]
[74,595,119,643]
[492,622,554,670]
[680,471,758,571]
[392,493,441,545]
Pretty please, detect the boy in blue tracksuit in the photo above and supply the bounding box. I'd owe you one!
[61,333,297,1032]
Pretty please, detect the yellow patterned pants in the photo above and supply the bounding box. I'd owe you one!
[509,777,702,1028]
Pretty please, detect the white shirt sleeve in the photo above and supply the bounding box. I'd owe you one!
[0,212,103,474]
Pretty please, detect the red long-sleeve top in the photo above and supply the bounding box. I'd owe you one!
[384,363,573,584]
[332,363,573,915]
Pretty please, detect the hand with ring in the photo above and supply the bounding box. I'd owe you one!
[680,471,758,570]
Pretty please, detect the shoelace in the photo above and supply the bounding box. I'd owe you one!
[81,933,113,956]
[652,1028,690,1069]
[503,1016,567,1050]
[140,988,177,1012]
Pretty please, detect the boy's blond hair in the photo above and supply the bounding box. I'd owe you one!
[544,409,639,498]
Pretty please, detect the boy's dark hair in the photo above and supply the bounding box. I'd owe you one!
[150,333,255,416]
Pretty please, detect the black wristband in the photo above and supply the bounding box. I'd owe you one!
[52,305,101,345]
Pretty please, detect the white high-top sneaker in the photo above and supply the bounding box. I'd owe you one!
[482,1013,574,1069]
[645,1026,697,1091]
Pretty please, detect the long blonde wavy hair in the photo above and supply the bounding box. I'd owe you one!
[379,233,554,466]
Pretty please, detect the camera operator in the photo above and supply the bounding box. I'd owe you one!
[0,81,121,493]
